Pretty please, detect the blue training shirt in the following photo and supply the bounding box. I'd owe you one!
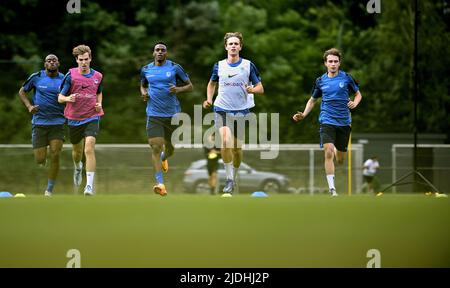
[311,70,359,126]
[140,60,190,117]
[59,68,103,126]
[22,70,65,125]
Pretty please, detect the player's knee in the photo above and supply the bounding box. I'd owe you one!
[49,146,61,157]
[72,148,82,157]
[84,145,95,156]
[35,157,46,165]
[324,148,334,160]
[49,150,60,162]
[151,144,163,155]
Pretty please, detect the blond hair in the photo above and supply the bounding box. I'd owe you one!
[223,32,243,46]
[72,44,92,59]
[323,48,342,62]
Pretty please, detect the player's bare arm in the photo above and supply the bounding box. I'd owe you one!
[169,80,193,94]
[203,80,217,108]
[95,92,103,112]
[348,90,362,109]
[292,97,317,122]
[58,93,76,103]
[245,82,264,94]
[18,87,39,114]
[140,84,149,102]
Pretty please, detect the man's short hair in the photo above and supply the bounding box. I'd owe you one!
[153,41,168,50]
[45,54,58,61]
[72,45,91,59]
[224,32,243,46]
[323,48,342,62]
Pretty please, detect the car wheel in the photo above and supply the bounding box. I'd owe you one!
[194,180,211,194]
[261,180,280,193]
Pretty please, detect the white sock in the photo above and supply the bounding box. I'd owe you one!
[86,172,95,187]
[74,161,82,170]
[224,162,234,180]
[326,175,335,190]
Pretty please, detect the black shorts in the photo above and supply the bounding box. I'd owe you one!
[363,175,374,183]
[319,124,351,152]
[146,116,179,143]
[214,111,249,140]
[31,124,65,149]
[69,120,100,144]
[207,159,219,176]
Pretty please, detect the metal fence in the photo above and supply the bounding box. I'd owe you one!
[0,144,364,195]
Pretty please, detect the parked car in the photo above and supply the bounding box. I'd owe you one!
[183,159,290,194]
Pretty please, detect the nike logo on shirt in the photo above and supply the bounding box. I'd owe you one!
[228,74,238,78]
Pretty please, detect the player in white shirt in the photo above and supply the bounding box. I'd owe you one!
[203,32,264,196]
[362,156,380,193]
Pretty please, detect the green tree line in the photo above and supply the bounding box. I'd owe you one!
[1,0,449,143]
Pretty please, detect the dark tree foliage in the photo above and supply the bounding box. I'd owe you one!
[0,0,448,143]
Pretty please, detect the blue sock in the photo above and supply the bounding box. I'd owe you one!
[155,172,164,184]
[160,151,166,161]
[46,179,55,192]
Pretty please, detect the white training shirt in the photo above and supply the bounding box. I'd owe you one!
[363,159,380,176]
[214,58,254,111]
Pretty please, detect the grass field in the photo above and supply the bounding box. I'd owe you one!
[0,193,448,268]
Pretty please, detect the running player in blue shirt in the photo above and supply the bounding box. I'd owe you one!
[292,48,362,196]
[203,32,264,196]
[140,42,193,196]
[18,54,65,197]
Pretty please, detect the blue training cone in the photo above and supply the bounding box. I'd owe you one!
[0,192,13,198]
[251,191,268,198]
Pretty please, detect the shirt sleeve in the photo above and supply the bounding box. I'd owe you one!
[249,62,262,85]
[97,79,103,94]
[59,72,72,95]
[347,74,360,94]
[311,78,322,98]
[174,64,190,83]
[22,72,38,92]
[210,63,219,82]
[140,67,148,86]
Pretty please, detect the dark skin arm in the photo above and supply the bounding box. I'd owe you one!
[18,87,39,114]
[169,80,194,94]
[141,80,194,102]
[140,83,149,102]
